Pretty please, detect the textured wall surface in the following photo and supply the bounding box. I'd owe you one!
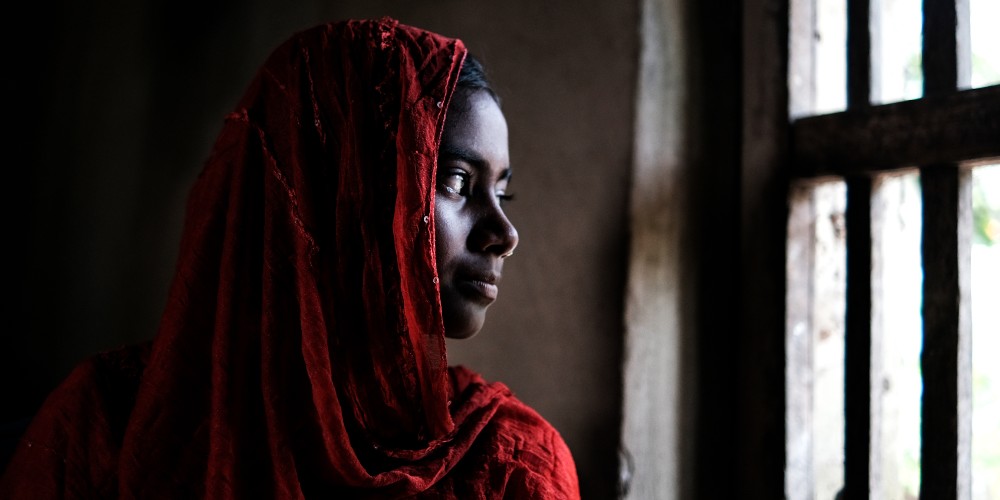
[5,1,637,497]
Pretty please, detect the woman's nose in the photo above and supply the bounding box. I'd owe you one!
[470,202,519,258]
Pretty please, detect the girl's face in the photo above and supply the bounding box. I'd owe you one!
[434,90,518,339]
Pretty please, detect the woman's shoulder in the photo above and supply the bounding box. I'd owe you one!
[0,343,151,497]
[449,365,580,499]
[450,364,570,452]
[45,343,150,426]
[491,390,577,481]
[21,342,150,435]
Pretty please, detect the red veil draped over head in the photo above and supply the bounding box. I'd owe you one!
[1,19,578,499]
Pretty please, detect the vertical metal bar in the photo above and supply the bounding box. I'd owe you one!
[921,1,971,498]
[844,175,874,500]
[919,166,972,500]
[923,0,970,95]
[844,0,876,497]
[847,0,873,108]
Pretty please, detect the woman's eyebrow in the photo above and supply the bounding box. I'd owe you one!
[439,144,487,167]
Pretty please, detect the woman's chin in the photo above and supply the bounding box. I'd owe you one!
[442,309,487,339]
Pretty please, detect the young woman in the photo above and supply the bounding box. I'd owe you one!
[1,18,579,499]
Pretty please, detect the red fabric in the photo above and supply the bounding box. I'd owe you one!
[2,18,579,499]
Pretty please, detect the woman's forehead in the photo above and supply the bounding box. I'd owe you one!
[441,91,509,168]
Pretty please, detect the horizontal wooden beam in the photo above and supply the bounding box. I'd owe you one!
[791,85,1000,177]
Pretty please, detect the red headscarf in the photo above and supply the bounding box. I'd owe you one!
[1,18,578,499]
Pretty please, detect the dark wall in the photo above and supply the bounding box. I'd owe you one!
[4,1,637,497]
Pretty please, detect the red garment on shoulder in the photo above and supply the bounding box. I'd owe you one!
[1,19,578,499]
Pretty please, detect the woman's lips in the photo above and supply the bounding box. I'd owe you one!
[458,272,500,302]
[466,279,499,300]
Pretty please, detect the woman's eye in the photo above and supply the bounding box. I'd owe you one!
[497,192,515,206]
[440,172,468,196]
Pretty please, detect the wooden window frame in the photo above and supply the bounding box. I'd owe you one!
[783,0,1000,498]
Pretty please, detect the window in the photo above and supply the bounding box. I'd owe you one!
[784,0,1000,498]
